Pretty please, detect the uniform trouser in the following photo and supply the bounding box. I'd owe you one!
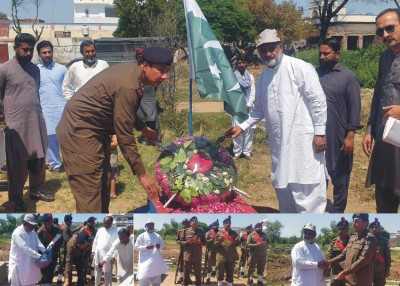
[94,261,112,286]
[233,128,254,157]
[184,260,201,286]
[217,261,235,283]
[139,275,161,286]
[207,251,216,272]
[275,179,327,213]
[6,148,46,204]
[328,153,352,213]
[373,271,386,286]
[248,255,266,276]
[65,255,85,286]
[178,251,184,273]
[239,249,249,267]
[0,129,5,166]
[375,186,400,213]
[47,134,62,169]
[330,279,346,286]
[41,257,58,283]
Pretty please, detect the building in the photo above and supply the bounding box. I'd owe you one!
[308,2,377,50]
[74,0,118,24]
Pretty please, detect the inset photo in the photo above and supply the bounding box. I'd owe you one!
[133,213,400,286]
[0,213,134,286]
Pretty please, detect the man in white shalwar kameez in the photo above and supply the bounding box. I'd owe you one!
[227,29,327,213]
[8,214,46,286]
[99,228,134,285]
[291,223,326,286]
[91,216,118,286]
[134,220,169,286]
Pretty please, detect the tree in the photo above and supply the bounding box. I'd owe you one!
[0,12,8,20]
[240,0,311,43]
[10,0,44,40]
[266,220,283,246]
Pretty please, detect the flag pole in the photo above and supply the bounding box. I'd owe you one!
[189,78,193,136]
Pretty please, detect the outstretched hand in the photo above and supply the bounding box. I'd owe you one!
[382,105,400,123]
[139,173,162,199]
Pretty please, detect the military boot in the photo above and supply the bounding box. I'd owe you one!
[257,281,264,286]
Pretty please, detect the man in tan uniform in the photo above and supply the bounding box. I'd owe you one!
[57,47,172,212]
[64,231,90,286]
[205,219,219,284]
[247,222,268,286]
[214,216,239,286]
[181,216,206,286]
[325,213,377,286]
[176,218,190,284]
[369,218,391,286]
[327,217,350,286]
[238,224,252,278]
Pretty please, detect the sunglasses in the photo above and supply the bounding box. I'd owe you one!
[376,24,399,37]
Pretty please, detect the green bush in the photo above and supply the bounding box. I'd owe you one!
[297,44,386,88]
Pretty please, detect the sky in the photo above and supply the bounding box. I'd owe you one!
[134,213,400,237]
[0,0,396,24]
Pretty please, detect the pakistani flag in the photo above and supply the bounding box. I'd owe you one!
[183,0,248,123]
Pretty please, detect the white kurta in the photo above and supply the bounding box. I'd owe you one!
[92,226,119,286]
[8,225,46,286]
[62,59,109,100]
[239,55,327,188]
[291,240,325,286]
[134,231,169,280]
[103,236,134,284]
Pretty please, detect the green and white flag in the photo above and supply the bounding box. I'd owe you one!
[183,0,248,123]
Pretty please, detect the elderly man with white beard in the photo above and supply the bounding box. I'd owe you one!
[291,223,326,286]
[8,214,46,286]
[134,220,169,286]
[91,216,118,286]
[99,228,134,285]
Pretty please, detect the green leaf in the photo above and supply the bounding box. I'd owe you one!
[174,148,187,163]
[180,189,192,204]
[169,161,176,170]
[190,188,198,197]
[183,140,193,149]
[161,165,170,174]
[160,157,173,166]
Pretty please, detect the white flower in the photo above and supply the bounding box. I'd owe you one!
[202,177,209,183]
[183,164,188,170]
[193,149,198,153]
[222,171,228,176]
[214,189,220,194]
[186,170,193,175]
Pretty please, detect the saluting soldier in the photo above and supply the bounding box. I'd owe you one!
[247,222,268,286]
[326,213,377,286]
[205,219,219,284]
[369,218,391,286]
[176,218,190,284]
[327,217,350,286]
[181,216,206,286]
[214,216,239,286]
[239,224,253,278]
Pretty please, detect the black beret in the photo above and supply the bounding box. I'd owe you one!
[142,47,173,66]
[369,218,381,228]
[336,217,349,227]
[64,214,73,222]
[246,224,253,230]
[352,213,369,222]
[190,216,198,222]
[208,224,213,229]
[211,219,219,227]
[77,231,89,244]
[182,218,190,225]
[41,213,53,222]
[255,222,263,229]
[223,215,231,224]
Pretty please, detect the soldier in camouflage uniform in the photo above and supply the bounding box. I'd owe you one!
[239,224,253,278]
[181,216,206,286]
[214,216,239,286]
[369,218,391,286]
[205,219,219,284]
[326,213,377,286]
[176,218,190,284]
[247,222,268,286]
[327,217,350,286]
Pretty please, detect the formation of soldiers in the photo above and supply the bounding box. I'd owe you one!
[35,214,98,285]
[175,216,269,286]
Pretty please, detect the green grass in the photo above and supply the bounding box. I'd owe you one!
[391,249,400,261]
[0,234,10,245]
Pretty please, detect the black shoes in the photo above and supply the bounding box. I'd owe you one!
[211,271,216,277]
[257,281,264,286]
[241,271,246,278]
[30,191,55,202]
[177,277,183,284]
[206,278,210,284]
